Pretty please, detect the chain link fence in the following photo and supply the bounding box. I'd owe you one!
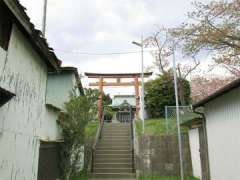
[165,105,200,134]
[164,105,202,179]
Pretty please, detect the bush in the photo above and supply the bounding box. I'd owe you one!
[58,95,93,180]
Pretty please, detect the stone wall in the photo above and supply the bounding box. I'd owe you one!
[135,133,193,176]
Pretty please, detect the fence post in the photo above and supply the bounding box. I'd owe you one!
[165,106,169,134]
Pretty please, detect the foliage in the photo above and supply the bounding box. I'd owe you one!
[190,75,235,103]
[85,121,99,139]
[170,0,240,77]
[84,88,112,120]
[103,106,114,120]
[144,74,190,118]
[58,95,93,180]
[69,169,88,180]
[145,29,200,105]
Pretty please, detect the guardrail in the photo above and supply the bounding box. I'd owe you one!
[91,116,104,172]
[130,117,135,172]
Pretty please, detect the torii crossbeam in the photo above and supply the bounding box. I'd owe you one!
[85,72,153,121]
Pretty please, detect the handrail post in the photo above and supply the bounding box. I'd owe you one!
[130,115,135,172]
[91,149,94,172]
[91,116,104,172]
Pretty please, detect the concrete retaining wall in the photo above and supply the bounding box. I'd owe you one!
[135,133,193,176]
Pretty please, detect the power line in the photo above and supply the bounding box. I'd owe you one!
[54,48,156,56]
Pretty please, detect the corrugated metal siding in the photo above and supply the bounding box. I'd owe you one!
[205,86,240,180]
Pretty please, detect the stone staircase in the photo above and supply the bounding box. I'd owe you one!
[90,123,136,179]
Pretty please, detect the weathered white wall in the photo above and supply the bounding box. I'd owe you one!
[46,73,76,110]
[0,46,7,77]
[0,25,61,180]
[205,87,240,180]
[189,128,201,178]
[39,107,62,141]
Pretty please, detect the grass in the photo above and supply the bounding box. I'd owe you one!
[139,176,199,180]
[135,119,189,136]
[136,118,166,136]
[85,121,99,139]
[70,170,88,180]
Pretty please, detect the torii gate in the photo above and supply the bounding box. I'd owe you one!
[85,72,152,121]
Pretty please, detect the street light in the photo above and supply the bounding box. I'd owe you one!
[132,36,145,134]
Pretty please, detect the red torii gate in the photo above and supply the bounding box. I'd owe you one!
[85,72,152,121]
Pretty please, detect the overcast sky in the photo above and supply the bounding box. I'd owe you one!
[20,0,212,96]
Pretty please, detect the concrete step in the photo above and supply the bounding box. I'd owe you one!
[89,173,136,178]
[102,131,130,135]
[97,142,131,147]
[102,131,130,134]
[94,168,132,173]
[97,146,131,150]
[95,154,132,159]
[96,146,131,150]
[94,163,133,169]
[100,139,130,143]
[104,123,130,126]
[103,126,130,129]
[100,137,131,141]
[102,128,130,131]
[101,137,131,140]
[95,157,132,164]
[95,150,131,155]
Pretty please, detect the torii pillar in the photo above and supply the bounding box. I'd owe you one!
[134,76,140,119]
[98,77,103,121]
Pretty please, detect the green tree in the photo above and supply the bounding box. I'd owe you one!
[58,95,93,180]
[84,88,112,120]
[145,73,190,118]
[84,88,112,106]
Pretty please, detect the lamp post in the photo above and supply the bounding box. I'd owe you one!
[132,36,145,134]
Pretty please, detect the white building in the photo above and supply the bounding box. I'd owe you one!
[185,78,240,180]
[0,1,83,179]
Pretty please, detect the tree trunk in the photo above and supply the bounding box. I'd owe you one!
[178,79,186,106]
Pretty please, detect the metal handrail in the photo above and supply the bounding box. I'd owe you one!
[130,116,135,172]
[91,116,104,172]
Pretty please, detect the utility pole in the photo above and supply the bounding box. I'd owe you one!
[172,43,184,180]
[140,36,145,134]
[42,0,48,37]
[132,36,145,134]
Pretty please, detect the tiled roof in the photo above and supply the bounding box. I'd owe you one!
[3,0,60,71]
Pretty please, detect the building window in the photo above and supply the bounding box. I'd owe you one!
[0,87,15,107]
[0,2,12,50]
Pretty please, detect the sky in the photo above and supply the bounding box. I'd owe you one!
[19,0,213,96]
